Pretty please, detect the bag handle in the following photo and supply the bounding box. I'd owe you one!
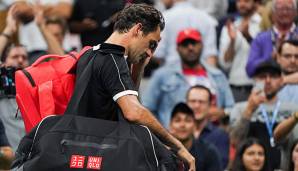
[31,46,91,67]
[31,54,69,67]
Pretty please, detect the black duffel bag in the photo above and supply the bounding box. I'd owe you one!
[12,114,182,171]
[12,46,183,171]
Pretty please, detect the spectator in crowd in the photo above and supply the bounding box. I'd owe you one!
[35,6,67,55]
[219,0,262,102]
[142,28,234,128]
[186,85,230,169]
[246,0,298,77]
[187,0,229,20]
[230,59,298,170]
[69,0,154,47]
[169,102,222,171]
[0,118,14,170]
[0,5,27,151]
[231,138,270,171]
[12,0,73,62]
[287,139,298,171]
[276,39,298,104]
[154,0,218,66]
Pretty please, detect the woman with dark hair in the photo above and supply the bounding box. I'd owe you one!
[231,138,270,171]
[287,139,298,171]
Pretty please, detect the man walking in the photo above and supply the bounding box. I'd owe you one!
[79,4,195,170]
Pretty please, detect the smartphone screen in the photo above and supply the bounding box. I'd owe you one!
[253,81,265,97]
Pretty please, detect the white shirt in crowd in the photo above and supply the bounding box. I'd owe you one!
[154,1,218,65]
[219,12,262,86]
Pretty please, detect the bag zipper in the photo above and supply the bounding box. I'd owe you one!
[22,69,36,87]
[28,115,56,159]
[61,139,117,153]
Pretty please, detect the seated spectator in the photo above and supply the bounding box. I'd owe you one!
[169,102,222,171]
[142,28,234,128]
[0,118,14,170]
[154,0,218,66]
[0,5,27,151]
[246,0,298,77]
[276,39,298,104]
[219,0,261,102]
[186,85,229,169]
[231,138,270,171]
[230,59,298,170]
[287,139,298,171]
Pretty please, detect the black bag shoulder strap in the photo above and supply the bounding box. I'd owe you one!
[65,45,130,123]
[64,47,97,115]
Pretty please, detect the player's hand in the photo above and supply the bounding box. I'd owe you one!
[177,147,195,171]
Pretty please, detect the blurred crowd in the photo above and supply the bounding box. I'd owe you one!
[0,0,298,170]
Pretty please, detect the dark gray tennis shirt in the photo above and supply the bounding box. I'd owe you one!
[84,43,138,120]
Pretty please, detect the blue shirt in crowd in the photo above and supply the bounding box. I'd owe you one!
[199,122,229,169]
[278,84,298,104]
[186,139,222,171]
[142,62,234,128]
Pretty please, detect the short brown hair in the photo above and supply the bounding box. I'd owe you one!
[113,4,165,35]
[186,85,212,104]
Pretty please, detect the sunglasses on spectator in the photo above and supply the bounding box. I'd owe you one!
[179,39,200,47]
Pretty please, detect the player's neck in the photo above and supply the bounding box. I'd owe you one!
[105,32,130,56]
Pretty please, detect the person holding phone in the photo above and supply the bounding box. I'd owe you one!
[229,59,298,170]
